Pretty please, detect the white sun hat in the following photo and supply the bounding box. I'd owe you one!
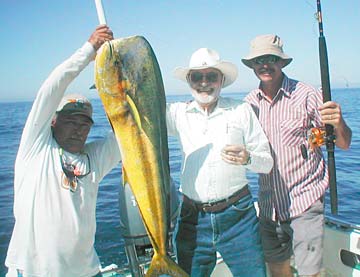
[242,34,293,68]
[173,48,238,88]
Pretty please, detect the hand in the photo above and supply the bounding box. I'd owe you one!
[318,101,352,149]
[318,101,343,129]
[221,144,250,165]
[88,25,113,51]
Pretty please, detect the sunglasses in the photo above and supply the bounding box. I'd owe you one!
[188,71,221,83]
[59,148,91,192]
[253,55,280,65]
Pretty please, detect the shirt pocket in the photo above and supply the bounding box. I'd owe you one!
[280,118,307,147]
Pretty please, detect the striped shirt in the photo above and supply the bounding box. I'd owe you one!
[245,75,328,221]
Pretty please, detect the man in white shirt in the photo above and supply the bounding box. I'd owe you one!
[5,26,121,277]
[168,48,273,276]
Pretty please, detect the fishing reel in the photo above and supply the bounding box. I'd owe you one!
[301,127,336,160]
[308,127,336,149]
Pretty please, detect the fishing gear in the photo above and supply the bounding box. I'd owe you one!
[308,126,336,149]
[316,0,338,214]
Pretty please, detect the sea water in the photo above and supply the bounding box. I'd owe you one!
[0,89,359,275]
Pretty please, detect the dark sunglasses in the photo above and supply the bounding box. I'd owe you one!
[188,71,220,83]
[59,148,91,192]
[253,55,280,65]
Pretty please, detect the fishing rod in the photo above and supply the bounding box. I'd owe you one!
[95,0,107,25]
[88,0,107,91]
[316,0,338,214]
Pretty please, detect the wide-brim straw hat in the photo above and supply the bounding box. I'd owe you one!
[242,34,293,68]
[174,48,238,88]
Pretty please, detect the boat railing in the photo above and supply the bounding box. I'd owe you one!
[326,214,360,231]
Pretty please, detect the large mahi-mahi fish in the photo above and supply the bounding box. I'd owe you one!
[95,36,188,277]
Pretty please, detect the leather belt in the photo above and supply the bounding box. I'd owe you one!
[183,185,250,213]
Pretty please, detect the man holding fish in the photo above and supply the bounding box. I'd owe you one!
[168,48,274,276]
[5,25,120,277]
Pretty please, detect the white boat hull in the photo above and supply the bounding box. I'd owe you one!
[322,216,360,276]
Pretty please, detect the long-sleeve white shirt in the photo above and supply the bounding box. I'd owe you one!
[166,97,273,203]
[5,42,120,277]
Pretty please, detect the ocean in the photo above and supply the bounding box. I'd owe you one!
[0,89,359,276]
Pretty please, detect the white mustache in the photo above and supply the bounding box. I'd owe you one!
[191,88,220,104]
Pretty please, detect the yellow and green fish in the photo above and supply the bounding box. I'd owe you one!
[95,36,188,277]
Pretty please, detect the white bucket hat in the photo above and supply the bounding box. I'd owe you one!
[173,48,238,88]
[242,34,292,68]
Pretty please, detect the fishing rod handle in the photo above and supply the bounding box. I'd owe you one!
[95,0,107,25]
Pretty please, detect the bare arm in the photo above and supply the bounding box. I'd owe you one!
[318,101,352,149]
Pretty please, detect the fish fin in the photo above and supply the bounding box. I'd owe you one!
[126,94,142,130]
[145,253,189,277]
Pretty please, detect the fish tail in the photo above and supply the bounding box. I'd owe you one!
[145,253,189,277]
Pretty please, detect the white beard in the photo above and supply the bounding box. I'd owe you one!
[191,88,221,105]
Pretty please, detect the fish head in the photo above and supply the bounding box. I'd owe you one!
[95,37,159,131]
[95,39,136,124]
[95,40,132,98]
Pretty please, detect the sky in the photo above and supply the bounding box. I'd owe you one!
[1,0,359,102]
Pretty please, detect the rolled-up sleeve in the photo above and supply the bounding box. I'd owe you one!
[241,103,273,173]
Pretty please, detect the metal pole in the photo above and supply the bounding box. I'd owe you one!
[95,0,107,25]
[124,241,145,277]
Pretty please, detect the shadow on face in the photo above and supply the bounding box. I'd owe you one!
[52,113,93,153]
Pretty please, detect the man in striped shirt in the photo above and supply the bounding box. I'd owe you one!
[242,34,352,277]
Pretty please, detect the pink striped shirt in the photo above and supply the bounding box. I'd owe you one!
[245,75,328,221]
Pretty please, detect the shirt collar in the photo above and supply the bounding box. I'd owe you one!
[185,96,231,115]
[255,74,293,101]
[281,74,293,98]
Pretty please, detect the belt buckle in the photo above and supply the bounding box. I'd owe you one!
[201,203,213,212]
